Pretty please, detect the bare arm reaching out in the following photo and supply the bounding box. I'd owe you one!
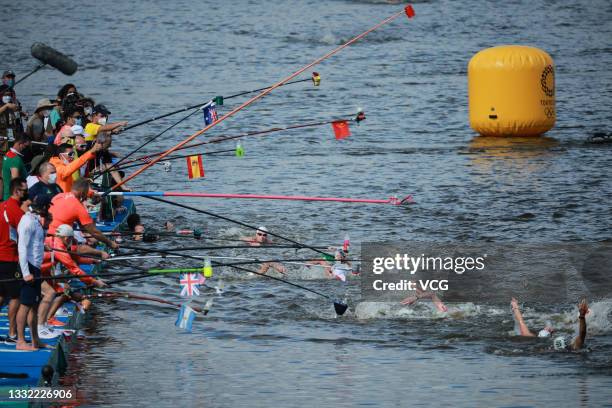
[571,299,588,350]
[511,297,535,337]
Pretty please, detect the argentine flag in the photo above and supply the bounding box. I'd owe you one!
[175,304,196,332]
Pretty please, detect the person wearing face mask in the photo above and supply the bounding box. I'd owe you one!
[1,72,25,136]
[83,104,127,143]
[0,84,22,147]
[77,97,95,125]
[72,135,89,181]
[25,98,56,143]
[50,84,78,129]
[28,162,62,203]
[0,178,29,345]
[39,223,107,330]
[1,70,16,89]
[49,142,101,193]
[15,194,53,350]
[1,135,31,200]
[53,106,83,145]
[48,179,118,249]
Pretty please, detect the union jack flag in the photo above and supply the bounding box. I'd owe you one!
[180,273,201,297]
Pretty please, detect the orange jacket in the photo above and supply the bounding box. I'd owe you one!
[42,236,96,285]
[49,150,94,194]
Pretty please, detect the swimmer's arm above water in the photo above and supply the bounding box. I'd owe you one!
[571,299,588,350]
[511,297,535,337]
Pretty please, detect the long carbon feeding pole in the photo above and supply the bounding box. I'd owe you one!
[144,196,332,257]
[112,7,413,191]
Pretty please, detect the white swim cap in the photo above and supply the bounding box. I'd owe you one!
[257,226,268,233]
[538,329,551,338]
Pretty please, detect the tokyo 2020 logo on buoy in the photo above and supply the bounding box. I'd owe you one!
[541,65,555,97]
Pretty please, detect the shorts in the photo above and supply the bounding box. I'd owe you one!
[20,264,42,306]
[0,261,22,299]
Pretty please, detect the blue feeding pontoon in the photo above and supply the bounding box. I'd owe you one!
[0,199,134,403]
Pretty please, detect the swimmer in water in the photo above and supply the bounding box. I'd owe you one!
[307,247,357,281]
[327,248,352,282]
[400,289,448,312]
[240,226,286,275]
[511,297,589,351]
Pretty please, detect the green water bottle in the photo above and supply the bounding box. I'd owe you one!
[236,142,245,157]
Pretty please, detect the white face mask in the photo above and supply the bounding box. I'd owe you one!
[84,107,93,115]
[48,173,57,184]
[98,116,107,125]
[2,95,11,104]
[41,109,50,117]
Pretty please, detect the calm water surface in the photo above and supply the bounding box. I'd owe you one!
[5,0,612,406]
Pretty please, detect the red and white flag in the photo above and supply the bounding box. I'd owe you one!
[180,273,201,297]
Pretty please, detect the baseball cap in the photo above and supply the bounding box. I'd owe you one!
[93,104,111,116]
[56,224,74,237]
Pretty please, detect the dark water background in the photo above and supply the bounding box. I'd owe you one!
[4,0,612,406]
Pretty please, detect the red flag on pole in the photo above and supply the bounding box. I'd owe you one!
[186,155,204,179]
[332,121,351,140]
[405,5,415,19]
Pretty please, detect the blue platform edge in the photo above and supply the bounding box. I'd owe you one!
[0,199,134,389]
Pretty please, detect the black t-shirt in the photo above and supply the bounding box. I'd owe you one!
[29,180,63,202]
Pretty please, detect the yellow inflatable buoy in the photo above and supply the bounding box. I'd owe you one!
[468,45,555,137]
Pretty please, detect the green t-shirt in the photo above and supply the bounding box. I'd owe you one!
[50,108,61,128]
[2,150,27,200]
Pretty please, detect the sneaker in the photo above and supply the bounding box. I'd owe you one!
[47,317,66,327]
[4,335,17,345]
[38,326,62,339]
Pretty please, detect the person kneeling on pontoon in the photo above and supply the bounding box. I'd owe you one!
[510,297,589,351]
[37,224,106,339]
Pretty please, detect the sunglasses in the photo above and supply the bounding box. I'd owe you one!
[76,144,87,149]
[62,151,75,157]
[72,115,82,119]
[256,232,267,237]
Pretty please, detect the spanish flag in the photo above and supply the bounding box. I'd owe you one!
[186,155,204,179]
[331,121,351,140]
